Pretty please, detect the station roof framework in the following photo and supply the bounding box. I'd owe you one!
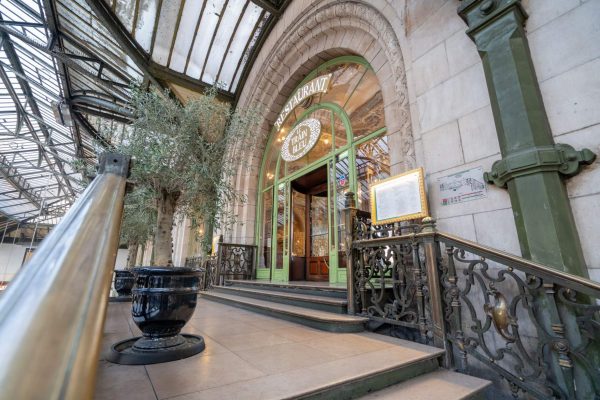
[0,0,289,233]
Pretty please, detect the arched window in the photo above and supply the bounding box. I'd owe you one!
[256,56,390,283]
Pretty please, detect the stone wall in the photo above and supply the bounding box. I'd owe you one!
[0,243,27,283]
[113,248,129,271]
[222,0,599,276]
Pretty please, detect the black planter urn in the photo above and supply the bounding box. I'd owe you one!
[113,270,134,297]
[107,266,205,365]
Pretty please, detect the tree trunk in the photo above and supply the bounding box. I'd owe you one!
[127,241,138,269]
[136,243,145,265]
[153,190,179,266]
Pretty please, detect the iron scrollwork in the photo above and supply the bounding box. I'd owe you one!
[347,208,600,399]
[440,243,600,399]
[352,222,434,344]
[218,243,256,283]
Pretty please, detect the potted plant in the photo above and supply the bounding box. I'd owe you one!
[107,86,257,364]
[113,187,156,300]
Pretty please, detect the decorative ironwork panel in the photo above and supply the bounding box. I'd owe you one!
[439,239,600,400]
[352,233,434,345]
[354,211,421,241]
[218,243,256,283]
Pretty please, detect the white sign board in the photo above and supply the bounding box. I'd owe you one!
[437,167,487,206]
[370,168,429,225]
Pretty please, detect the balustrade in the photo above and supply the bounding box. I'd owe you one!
[342,194,600,399]
[185,240,256,288]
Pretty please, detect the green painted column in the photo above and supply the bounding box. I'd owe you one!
[458,0,596,276]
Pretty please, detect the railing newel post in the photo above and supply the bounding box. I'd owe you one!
[343,192,358,315]
[421,218,447,351]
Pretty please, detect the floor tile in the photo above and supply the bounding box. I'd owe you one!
[144,351,266,399]
[234,341,338,375]
[269,325,335,342]
[213,330,293,352]
[94,361,156,400]
[302,332,392,358]
[188,318,264,337]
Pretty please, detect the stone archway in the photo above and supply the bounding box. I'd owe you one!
[226,0,414,243]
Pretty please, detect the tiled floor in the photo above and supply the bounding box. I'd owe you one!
[95,299,440,400]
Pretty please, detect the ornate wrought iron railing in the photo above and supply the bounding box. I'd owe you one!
[185,241,257,287]
[216,242,256,285]
[343,193,600,399]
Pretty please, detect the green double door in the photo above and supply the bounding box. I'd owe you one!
[270,160,345,284]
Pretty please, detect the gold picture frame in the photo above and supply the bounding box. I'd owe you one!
[370,167,429,225]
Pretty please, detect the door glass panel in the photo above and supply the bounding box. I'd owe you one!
[275,184,286,269]
[292,190,306,257]
[336,154,350,267]
[259,188,273,269]
[310,196,329,257]
[356,135,390,213]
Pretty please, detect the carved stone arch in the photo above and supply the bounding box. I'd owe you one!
[227,0,414,243]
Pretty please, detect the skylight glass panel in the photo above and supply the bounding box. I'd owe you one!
[168,0,204,73]
[202,0,246,86]
[218,2,261,91]
[186,0,225,79]
[114,0,136,33]
[151,0,182,66]
[230,11,270,92]
[134,0,160,52]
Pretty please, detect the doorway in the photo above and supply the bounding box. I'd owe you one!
[290,165,329,281]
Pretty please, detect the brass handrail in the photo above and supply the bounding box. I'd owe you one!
[437,232,600,296]
[0,153,129,400]
[351,229,600,295]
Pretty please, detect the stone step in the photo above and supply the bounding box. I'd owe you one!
[358,369,491,400]
[275,342,447,400]
[201,291,367,333]
[213,285,348,314]
[226,279,347,299]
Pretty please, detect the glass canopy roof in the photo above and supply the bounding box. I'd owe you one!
[107,0,269,92]
[0,0,288,232]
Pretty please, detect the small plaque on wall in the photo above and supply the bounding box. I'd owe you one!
[370,168,429,225]
[438,167,487,206]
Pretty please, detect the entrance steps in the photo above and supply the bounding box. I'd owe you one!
[202,279,362,332]
[201,280,491,399]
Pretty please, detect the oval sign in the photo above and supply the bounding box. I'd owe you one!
[281,118,321,162]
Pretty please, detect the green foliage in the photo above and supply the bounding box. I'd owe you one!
[120,186,156,246]
[105,85,258,251]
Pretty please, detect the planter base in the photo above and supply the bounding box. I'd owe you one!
[107,334,205,365]
[108,295,132,303]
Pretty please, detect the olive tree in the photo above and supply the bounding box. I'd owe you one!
[120,186,156,268]
[116,87,256,266]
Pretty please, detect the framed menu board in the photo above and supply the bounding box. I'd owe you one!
[370,167,429,225]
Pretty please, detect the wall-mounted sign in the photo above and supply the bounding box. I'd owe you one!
[274,74,332,130]
[438,167,486,206]
[281,118,321,162]
[370,168,429,225]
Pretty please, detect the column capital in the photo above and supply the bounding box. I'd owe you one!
[458,0,527,37]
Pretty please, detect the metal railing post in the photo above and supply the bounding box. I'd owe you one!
[420,218,448,354]
[342,192,358,315]
[0,153,129,400]
[216,235,223,285]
